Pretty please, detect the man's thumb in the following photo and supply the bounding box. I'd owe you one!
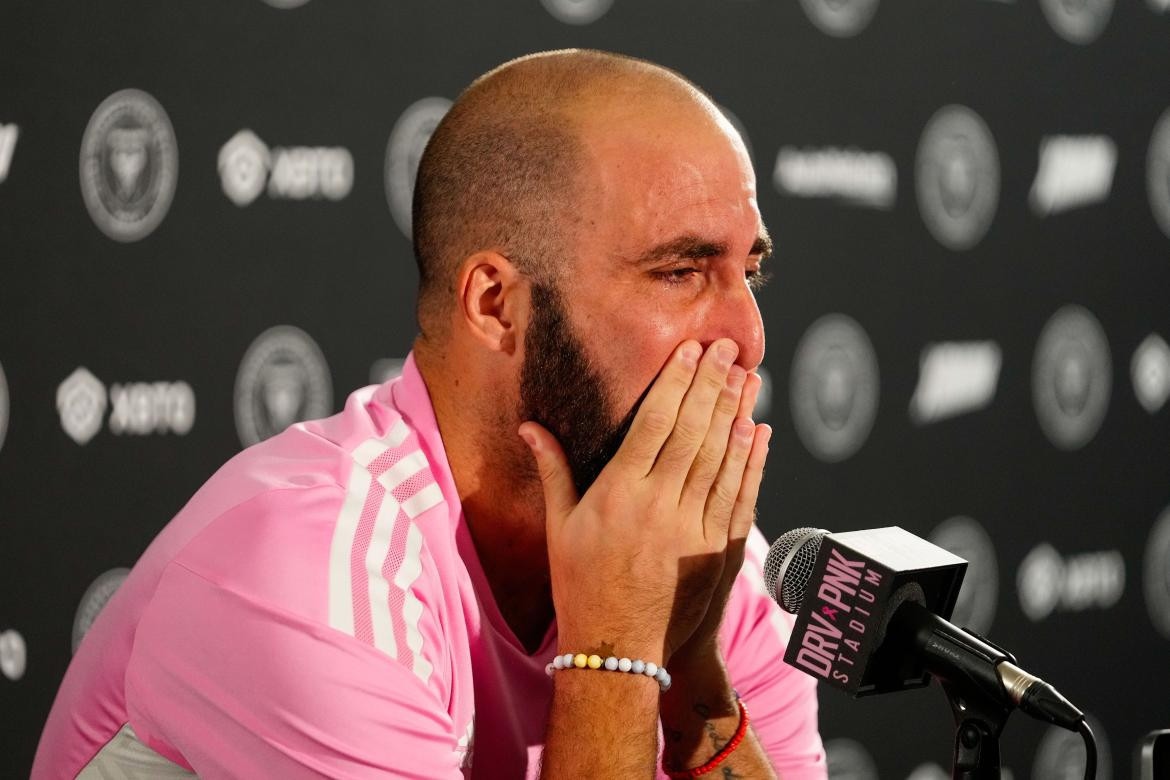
[517,421,579,521]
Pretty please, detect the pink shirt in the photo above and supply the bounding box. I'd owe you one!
[33,354,826,779]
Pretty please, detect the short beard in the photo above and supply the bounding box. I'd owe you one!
[519,282,639,496]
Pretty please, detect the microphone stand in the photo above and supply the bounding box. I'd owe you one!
[940,679,1011,780]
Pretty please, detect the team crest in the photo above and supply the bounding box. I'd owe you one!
[385,97,452,239]
[72,568,131,654]
[539,0,614,24]
[929,516,999,635]
[1039,0,1114,44]
[798,0,880,37]
[1032,305,1111,450]
[915,105,999,251]
[1147,108,1170,239]
[235,325,333,447]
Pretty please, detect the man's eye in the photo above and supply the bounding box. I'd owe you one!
[746,268,772,292]
[654,267,701,284]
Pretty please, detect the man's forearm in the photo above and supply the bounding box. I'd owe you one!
[541,664,663,779]
[660,645,777,779]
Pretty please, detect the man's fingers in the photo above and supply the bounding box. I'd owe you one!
[518,421,579,523]
[613,341,702,475]
[728,424,771,543]
[681,364,745,505]
[702,417,756,540]
[653,339,739,484]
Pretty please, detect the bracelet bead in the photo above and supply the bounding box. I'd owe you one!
[546,651,671,692]
[604,656,619,671]
[618,657,632,672]
[573,653,588,669]
[587,654,603,669]
[644,662,658,677]
[630,659,645,675]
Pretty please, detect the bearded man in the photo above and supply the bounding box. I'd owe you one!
[34,49,826,779]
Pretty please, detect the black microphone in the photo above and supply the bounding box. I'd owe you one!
[762,526,1084,730]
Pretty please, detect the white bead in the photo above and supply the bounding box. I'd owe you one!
[655,667,668,682]
[604,656,619,671]
[553,655,564,669]
[662,676,672,691]
[631,660,645,675]
[644,662,658,677]
[618,657,632,673]
[563,653,574,667]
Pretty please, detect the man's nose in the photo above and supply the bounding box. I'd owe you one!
[700,280,765,372]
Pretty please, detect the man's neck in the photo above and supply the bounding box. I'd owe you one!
[414,340,555,654]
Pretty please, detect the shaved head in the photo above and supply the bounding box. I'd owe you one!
[411,49,717,340]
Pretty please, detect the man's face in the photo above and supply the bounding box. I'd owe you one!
[518,97,768,494]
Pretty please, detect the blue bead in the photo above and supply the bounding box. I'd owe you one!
[604,656,619,671]
[618,657,632,673]
[655,667,668,682]
[631,659,645,675]
[644,662,658,677]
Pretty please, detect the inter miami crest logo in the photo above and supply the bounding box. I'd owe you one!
[0,359,8,455]
[1147,108,1170,240]
[80,89,178,242]
[385,97,452,239]
[1032,305,1112,450]
[798,0,880,37]
[789,314,880,463]
[539,0,614,24]
[1039,0,1114,45]
[235,325,333,447]
[72,568,131,654]
[930,516,999,635]
[916,105,999,251]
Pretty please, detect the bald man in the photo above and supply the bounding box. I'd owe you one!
[33,50,826,779]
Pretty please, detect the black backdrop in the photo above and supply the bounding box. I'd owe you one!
[2,0,1169,777]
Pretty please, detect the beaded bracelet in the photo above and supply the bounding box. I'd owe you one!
[663,695,750,779]
[545,652,672,692]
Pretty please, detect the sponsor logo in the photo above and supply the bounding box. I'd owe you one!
[539,0,614,24]
[0,123,18,183]
[57,367,108,445]
[1039,0,1114,44]
[793,546,883,682]
[0,359,8,454]
[824,738,879,780]
[790,314,880,463]
[1144,506,1170,640]
[1147,108,1170,239]
[930,517,999,634]
[1032,305,1111,450]
[915,105,1000,250]
[0,628,26,681]
[798,0,880,37]
[370,358,407,385]
[218,129,353,206]
[385,97,451,238]
[1132,333,1170,414]
[56,368,195,444]
[1033,713,1111,780]
[72,568,130,654]
[1030,136,1116,216]
[774,147,897,209]
[910,341,1001,425]
[235,325,332,447]
[1017,543,1125,622]
[80,89,178,242]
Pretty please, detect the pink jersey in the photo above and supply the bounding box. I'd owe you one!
[33,354,826,779]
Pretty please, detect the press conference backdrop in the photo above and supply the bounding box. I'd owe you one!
[2,0,1169,776]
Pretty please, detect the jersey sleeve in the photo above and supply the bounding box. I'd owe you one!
[123,539,464,779]
[719,526,828,780]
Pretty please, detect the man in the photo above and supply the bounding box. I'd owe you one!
[33,50,825,779]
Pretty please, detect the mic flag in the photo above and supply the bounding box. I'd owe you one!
[773,526,967,696]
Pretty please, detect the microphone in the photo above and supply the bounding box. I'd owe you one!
[763,526,1084,730]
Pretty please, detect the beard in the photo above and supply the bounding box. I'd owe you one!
[519,282,642,497]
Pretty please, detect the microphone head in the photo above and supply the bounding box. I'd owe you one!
[763,527,828,613]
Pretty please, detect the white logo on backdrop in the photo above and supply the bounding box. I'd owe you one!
[57,367,108,445]
[1149,0,1170,12]
[774,147,897,209]
[72,568,131,654]
[235,325,332,447]
[910,341,1001,425]
[370,358,407,385]
[905,764,950,780]
[0,360,8,454]
[0,123,18,183]
[1032,305,1112,450]
[80,89,178,242]
[916,105,1000,250]
[1144,506,1170,640]
[1039,0,1114,45]
[385,97,451,239]
[539,0,614,24]
[790,314,880,463]
[1147,108,1170,239]
[1132,333,1170,414]
[930,516,999,634]
[1033,713,1111,780]
[824,738,879,780]
[798,0,880,37]
[218,129,353,205]
[1017,543,1125,622]
[1030,136,1116,216]
[0,629,26,681]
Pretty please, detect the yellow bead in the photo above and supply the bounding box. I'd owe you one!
[573,653,588,668]
[587,654,602,669]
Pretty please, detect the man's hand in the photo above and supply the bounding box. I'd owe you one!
[519,338,770,665]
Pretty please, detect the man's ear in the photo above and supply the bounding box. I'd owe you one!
[456,250,526,355]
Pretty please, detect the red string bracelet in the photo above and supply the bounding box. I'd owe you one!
[664,696,750,779]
